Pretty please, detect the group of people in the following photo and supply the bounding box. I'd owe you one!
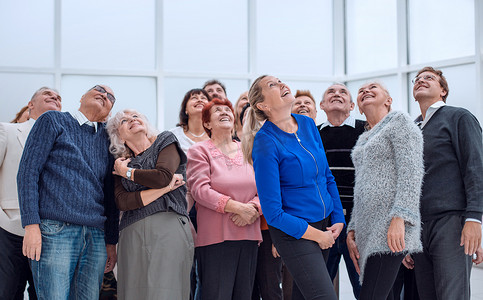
[0,66,481,300]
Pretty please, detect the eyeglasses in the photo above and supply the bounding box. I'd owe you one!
[92,85,116,104]
[412,74,437,85]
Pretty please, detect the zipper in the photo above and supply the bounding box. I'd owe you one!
[294,132,326,218]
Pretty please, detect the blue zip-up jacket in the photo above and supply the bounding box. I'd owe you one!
[252,114,345,239]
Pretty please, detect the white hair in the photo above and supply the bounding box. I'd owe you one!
[106,109,159,158]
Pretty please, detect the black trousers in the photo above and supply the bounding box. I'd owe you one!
[0,227,37,300]
[252,229,283,300]
[269,218,337,300]
[359,253,404,300]
[197,240,258,300]
[413,214,472,300]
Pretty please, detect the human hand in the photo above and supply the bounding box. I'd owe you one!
[235,203,259,225]
[231,214,248,227]
[317,230,335,250]
[169,174,185,191]
[387,217,405,253]
[326,223,344,240]
[23,224,42,261]
[112,157,131,177]
[402,254,415,269]
[473,246,483,265]
[460,221,482,255]
[104,244,117,273]
[272,244,280,258]
[347,230,361,274]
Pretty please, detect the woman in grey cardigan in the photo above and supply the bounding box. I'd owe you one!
[346,82,424,300]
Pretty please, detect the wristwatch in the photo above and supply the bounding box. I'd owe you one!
[126,167,133,180]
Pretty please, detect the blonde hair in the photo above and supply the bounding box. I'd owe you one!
[241,75,269,165]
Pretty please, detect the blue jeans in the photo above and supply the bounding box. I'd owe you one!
[326,227,361,299]
[30,219,107,300]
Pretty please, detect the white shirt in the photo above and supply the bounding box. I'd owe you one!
[70,110,98,132]
[419,101,446,129]
[319,115,356,129]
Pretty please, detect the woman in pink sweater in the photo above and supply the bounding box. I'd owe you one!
[187,98,262,300]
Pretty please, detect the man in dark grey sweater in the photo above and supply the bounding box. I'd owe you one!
[408,66,483,300]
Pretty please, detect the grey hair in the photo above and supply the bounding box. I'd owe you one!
[30,87,59,102]
[106,109,159,158]
[322,82,353,103]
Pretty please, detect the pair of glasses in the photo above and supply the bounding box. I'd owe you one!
[412,74,436,85]
[92,85,116,103]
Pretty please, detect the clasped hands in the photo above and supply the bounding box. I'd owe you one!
[229,201,260,227]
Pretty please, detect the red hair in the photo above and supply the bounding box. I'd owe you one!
[202,98,234,137]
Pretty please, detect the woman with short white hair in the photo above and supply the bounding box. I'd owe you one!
[107,109,193,300]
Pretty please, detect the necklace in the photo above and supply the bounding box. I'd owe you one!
[188,130,206,138]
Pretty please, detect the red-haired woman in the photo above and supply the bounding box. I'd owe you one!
[187,98,262,300]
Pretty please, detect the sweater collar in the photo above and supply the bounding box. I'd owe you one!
[70,110,98,132]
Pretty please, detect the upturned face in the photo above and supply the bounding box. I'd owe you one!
[80,85,115,121]
[320,84,353,115]
[357,82,391,114]
[204,104,235,134]
[118,111,147,142]
[256,76,294,113]
[186,92,209,117]
[412,71,447,102]
[292,96,317,121]
[204,83,227,100]
[29,89,62,118]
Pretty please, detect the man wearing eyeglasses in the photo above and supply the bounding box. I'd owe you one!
[0,87,61,300]
[17,85,119,300]
[406,67,483,300]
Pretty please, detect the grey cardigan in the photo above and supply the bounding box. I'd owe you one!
[347,111,424,283]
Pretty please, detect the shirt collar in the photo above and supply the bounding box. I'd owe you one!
[419,101,445,129]
[70,110,98,132]
[319,114,356,129]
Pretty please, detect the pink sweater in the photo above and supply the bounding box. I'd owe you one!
[187,140,262,247]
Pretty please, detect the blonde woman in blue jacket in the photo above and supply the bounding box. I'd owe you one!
[242,75,345,300]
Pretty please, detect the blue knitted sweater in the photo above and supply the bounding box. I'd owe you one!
[17,111,119,244]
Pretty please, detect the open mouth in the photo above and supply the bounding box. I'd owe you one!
[330,98,343,104]
[360,94,374,102]
[298,109,309,114]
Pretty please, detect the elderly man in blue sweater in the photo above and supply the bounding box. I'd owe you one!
[409,67,483,300]
[17,85,119,300]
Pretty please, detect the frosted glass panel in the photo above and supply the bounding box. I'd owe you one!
[256,0,333,76]
[407,65,477,121]
[346,0,397,74]
[409,0,475,64]
[346,76,400,120]
[61,0,155,70]
[61,76,157,127]
[283,80,332,125]
[0,73,55,123]
[0,0,54,68]
[163,0,248,74]
[163,78,249,130]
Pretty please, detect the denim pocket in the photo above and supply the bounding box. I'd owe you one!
[40,219,65,235]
